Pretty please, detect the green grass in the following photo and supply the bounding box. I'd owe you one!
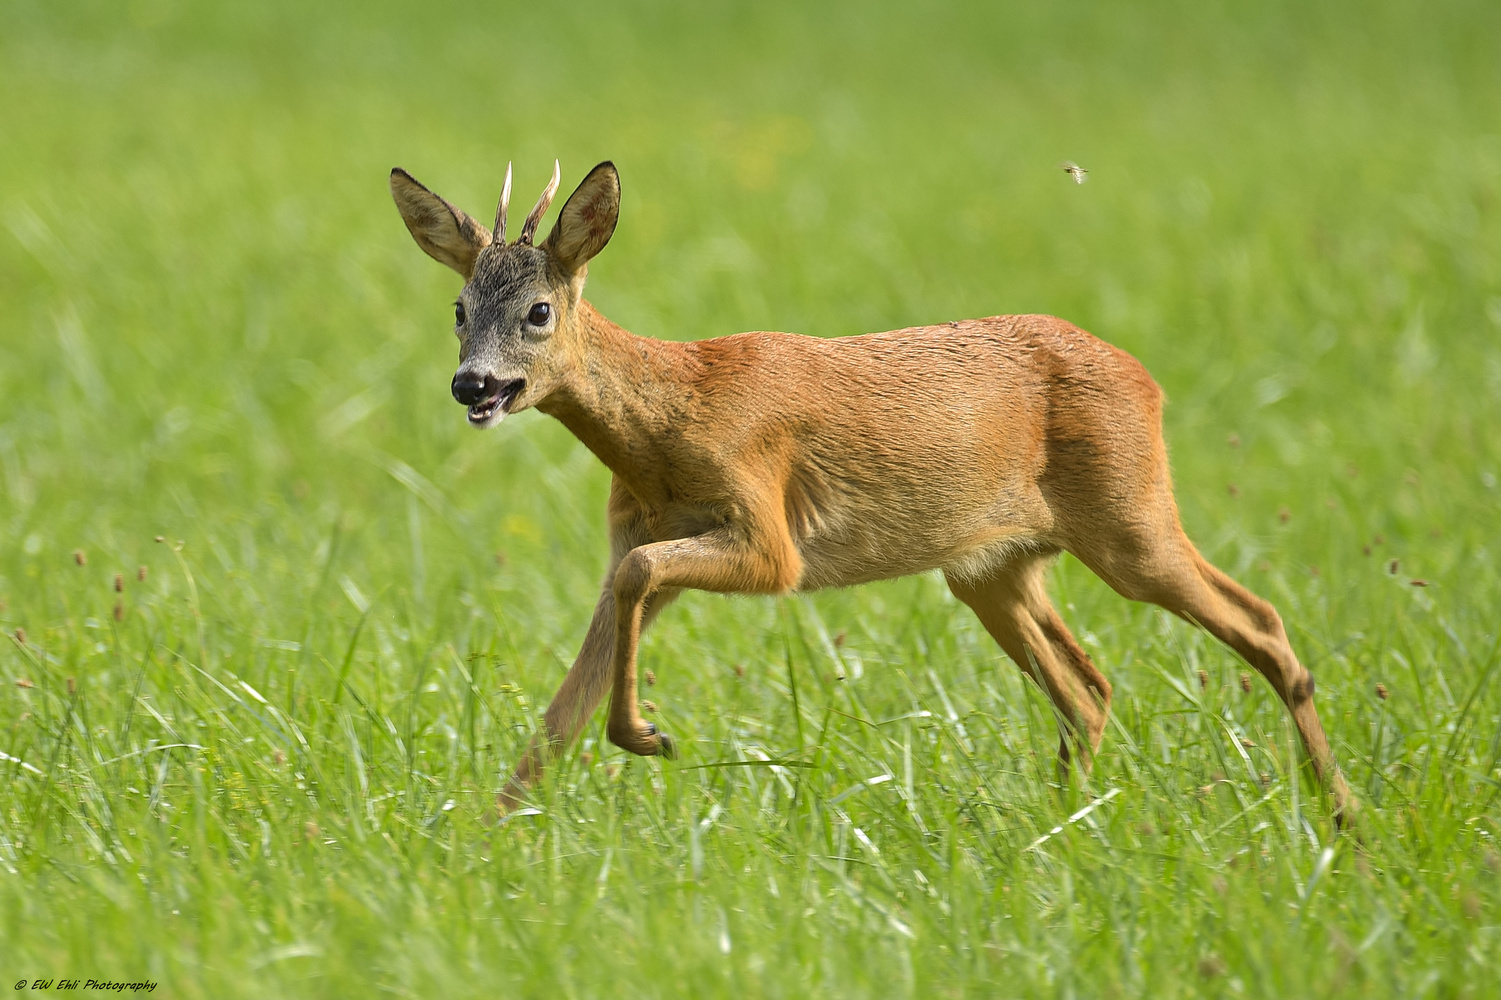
[2,0,1500,995]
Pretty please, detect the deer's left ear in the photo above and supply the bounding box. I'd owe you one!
[544,161,620,274]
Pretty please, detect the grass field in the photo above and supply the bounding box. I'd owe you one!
[2,0,1500,995]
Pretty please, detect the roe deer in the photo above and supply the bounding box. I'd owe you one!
[390,160,1354,822]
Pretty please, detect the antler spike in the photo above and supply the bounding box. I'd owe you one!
[518,159,561,245]
[493,162,513,244]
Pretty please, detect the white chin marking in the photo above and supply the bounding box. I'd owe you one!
[467,406,507,429]
[468,408,504,429]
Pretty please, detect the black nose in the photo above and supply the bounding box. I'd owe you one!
[451,372,497,406]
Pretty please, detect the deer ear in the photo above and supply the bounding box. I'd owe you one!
[544,162,620,274]
[389,168,492,280]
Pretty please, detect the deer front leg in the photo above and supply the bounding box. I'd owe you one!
[608,525,800,757]
[497,583,679,813]
[497,482,673,814]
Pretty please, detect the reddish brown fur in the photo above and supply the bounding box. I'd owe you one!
[391,162,1355,823]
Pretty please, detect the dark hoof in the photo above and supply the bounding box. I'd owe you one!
[608,719,671,758]
[657,732,678,760]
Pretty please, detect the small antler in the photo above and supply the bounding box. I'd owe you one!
[493,162,513,244]
[518,159,561,245]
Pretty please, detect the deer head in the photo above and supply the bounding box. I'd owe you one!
[389,160,621,427]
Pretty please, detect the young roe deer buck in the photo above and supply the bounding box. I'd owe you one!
[390,160,1354,822]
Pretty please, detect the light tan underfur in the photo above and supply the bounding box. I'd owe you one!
[390,161,1355,825]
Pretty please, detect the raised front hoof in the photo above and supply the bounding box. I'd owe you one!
[608,719,675,758]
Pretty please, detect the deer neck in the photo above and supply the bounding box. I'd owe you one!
[537,300,693,500]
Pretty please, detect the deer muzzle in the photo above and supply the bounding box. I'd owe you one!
[452,372,525,427]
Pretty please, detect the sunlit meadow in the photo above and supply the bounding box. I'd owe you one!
[1,1,1499,996]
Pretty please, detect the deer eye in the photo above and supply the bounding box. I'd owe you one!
[454,300,466,326]
[527,302,551,326]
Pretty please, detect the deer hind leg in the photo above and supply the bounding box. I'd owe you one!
[1072,520,1354,821]
[945,552,1113,773]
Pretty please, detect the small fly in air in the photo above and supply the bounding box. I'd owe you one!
[1061,161,1089,184]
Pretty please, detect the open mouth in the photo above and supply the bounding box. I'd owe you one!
[467,378,526,425]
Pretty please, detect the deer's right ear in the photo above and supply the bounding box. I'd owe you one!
[544,161,620,275]
[389,169,493,280]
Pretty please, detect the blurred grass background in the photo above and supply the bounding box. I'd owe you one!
[1,0,1499,996]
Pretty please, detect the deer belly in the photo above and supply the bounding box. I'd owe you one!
[788,486,1050,591]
